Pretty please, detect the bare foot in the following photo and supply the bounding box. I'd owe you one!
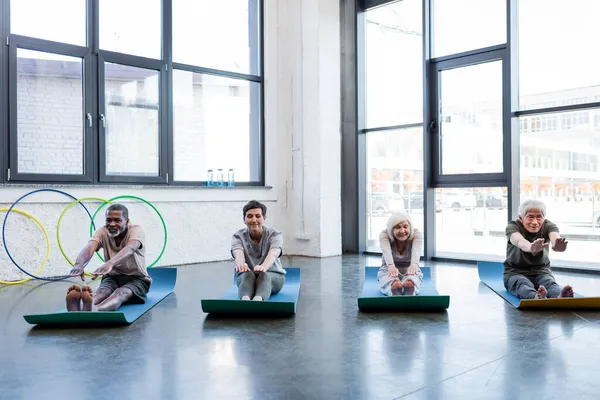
[403,279,416,296]
[241,295,251,300]
[391,279,403,296]
[252,296,264,301]
[559,285,574,298]
[66,285,82,312]
[534,285,547,299]
[81,285,94,311]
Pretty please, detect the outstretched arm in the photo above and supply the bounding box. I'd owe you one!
[254,248,282,272]
[406,231,424,275]
[379,231,395,267]
[549,232,568,252]
[379,231,400,277]
[510,232,547,254]
[91,239,142,279]
[69,241,100,281]
[233,248,249,272]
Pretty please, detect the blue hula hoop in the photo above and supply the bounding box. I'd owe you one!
[2,188,97,282]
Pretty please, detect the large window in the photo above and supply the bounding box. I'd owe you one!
[362,0,425,255]
[2,0,264,185]
[358,0,600,270]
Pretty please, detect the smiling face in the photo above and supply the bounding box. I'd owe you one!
[244,208,265,233]
[392,220,411,242]
[105,209,128,238]
[519,208,545,233]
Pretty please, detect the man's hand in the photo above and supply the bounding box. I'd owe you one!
[254,264,268,273]
[406,263,420,275]
[552,237,568,252]
[530,238,549,253]
[91,262,114,280]
[69,265,85,281]
[236,262,250,273]
[387,265,399,278]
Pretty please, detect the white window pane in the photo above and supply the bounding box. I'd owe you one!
[433,0,506,57]
[520,108,600,268]
[100,0,161,59]
[365,0,423,128]
[435,187,508,259]
[17,49,84,175]
[173,0,260,74]
[366,128,424,253]
[10,0,86,46]
[440,61,503,174]
[173,70,259,182]
[519,0,600,109]
[105,63,159,176]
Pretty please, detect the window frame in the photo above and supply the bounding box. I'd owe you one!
[8,35,94,182]
[429,47,509,188]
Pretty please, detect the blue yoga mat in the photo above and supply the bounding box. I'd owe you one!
[476,261,600,310]
[358,266,450,310]
[24,268,177,325]
[201,268,300,315]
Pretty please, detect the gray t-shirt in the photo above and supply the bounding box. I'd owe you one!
[231,226,285,275]
[504,219,559,277]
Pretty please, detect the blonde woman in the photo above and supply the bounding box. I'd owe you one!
[378,211,424,296]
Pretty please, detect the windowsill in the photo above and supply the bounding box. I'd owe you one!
[0,183,277,203]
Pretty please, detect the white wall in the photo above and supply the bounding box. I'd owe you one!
[0,0,342,282]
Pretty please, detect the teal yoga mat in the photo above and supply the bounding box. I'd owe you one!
[201,268,300,315]
[477,261,600,309]
[358,266,450,311]
[23,268,176,325]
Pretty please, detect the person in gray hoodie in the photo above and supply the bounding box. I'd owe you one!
[231,200,286,301]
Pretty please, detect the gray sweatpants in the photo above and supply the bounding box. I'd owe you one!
[378,268,423,296]
[236,271,285,300]
[504,273,562,299]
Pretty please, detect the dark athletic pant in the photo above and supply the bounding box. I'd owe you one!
[504,273,562,299]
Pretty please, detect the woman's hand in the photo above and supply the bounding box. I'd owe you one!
[387,265,399,277]
[236,262,250,273]
[406,263,420,275]
[254,264,268,273]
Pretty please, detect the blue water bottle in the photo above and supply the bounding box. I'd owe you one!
[207,169,214,186]
[216,169,224,187]
[228,169,235,187]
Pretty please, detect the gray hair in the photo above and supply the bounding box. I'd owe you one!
[518,199,546,218]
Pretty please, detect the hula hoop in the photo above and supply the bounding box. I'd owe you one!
[0,207,50,285]
[89,195,167,268]
[2,188,96,281]
[56,197,112,276]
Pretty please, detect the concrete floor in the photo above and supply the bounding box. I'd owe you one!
[1,255,600,400]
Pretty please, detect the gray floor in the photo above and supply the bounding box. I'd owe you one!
[2,255,600,400]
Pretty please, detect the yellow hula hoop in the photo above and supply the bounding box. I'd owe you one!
[56,197,111,277]
[0,207,50,285]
